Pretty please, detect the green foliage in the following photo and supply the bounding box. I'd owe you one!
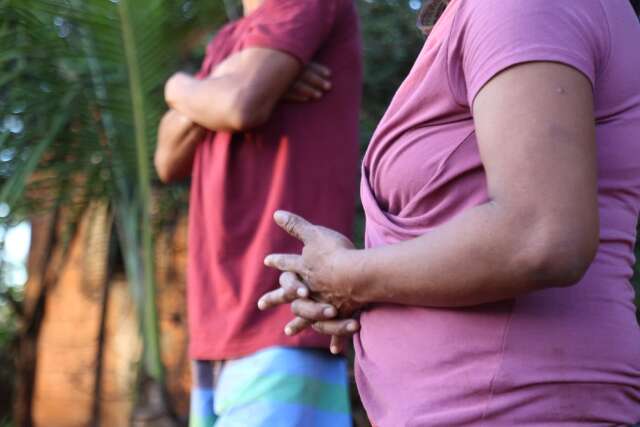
[357,0,425,150]
[352,0,425,245]
[0,283,19,423]
[0,0,229,391]
[0,0,226,218]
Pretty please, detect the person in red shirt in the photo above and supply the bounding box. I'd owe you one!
[154,0,362,425]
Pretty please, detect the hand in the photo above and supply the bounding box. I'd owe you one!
[283,62,332,102]
[286,301,360,355]
[264,210,362,317]
[258,271,361,335]
[257,271,361,354]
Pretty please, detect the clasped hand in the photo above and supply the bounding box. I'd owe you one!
[258,211,362,354]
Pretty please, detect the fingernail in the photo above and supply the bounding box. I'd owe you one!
[264,255,276,266]
[257,299,266,310]
[330,345,339,354]
[324,307,336,317]
[297,288,308,298]
[273,211,286,223]
[347,322,358,332]
[323,82,331,90]
[284,326,293,336]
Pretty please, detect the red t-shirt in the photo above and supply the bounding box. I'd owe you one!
[187,0,362,360]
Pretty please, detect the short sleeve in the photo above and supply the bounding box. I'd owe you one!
[243,0,340,64]
[448,0,611,108]
[196,23,239,79]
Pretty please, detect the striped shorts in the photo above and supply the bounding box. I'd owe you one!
[189,346,352,427]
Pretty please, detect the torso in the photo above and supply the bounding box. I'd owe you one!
[187,0,363,360]
[356,1,640,425]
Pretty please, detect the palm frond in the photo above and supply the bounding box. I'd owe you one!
[2,0,185,382]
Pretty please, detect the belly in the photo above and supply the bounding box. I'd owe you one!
[354,273,640,426]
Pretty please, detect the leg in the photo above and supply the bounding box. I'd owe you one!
[189,360,218,427]
[213,347,352,427]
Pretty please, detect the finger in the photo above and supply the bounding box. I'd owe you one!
[300,69,331,92]
[279,271,309,299]
[308,62,331,78]
[291,80,323,100]
[264,253,304,273]
[291,299,337,321]
[330,335,343,354]
[282,92,310,103]
[257,288,289,311]
[257,273,309,310]
[272,210,316,244]
[284,316,312,336]
[312,319,360,336]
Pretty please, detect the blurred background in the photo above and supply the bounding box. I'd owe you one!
[0,0,638,426]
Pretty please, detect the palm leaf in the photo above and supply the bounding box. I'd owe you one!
[2,0,181,383]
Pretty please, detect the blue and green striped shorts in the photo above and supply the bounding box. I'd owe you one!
[189,346,352,427]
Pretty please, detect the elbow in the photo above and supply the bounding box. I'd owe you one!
[154,150,175,184]
[519,226,599,289]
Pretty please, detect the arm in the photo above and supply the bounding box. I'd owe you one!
[155,62,331,183]
[264,61,599,310]
[348,62,598,307]
[164,48,303,132]
[154,109,205,183]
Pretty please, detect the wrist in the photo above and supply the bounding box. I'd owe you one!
[336,248,371,306]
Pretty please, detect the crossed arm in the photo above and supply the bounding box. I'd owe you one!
[154,48,332,183]
[259,62,599,353]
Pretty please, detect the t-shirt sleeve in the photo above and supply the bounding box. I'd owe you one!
[449,0,611,108]
[243,0,340,64]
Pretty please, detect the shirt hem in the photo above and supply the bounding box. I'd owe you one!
[189,333,332,361]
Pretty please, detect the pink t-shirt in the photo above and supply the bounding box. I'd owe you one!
[356,0,640,425]
[188,0,362,360]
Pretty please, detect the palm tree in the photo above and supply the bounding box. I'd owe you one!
[0,0,228,424]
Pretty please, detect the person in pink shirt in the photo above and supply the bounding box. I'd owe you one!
[260,0,640,425]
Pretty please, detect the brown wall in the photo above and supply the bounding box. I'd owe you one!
[22,203,190,426]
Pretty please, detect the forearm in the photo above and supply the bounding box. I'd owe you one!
[168,74,245,131]
[262,62,598,314]
[345,201,591,308]
[166,71,276,132]
[165,48,302,131]
[154,109,205,182]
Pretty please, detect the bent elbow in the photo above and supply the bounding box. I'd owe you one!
[534,251,595,288]
[528,239,598,289]
[522,231,599,289]
[154,151,174,184]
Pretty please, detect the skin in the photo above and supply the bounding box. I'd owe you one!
[154,0,332,183]
[259,61,600,354]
